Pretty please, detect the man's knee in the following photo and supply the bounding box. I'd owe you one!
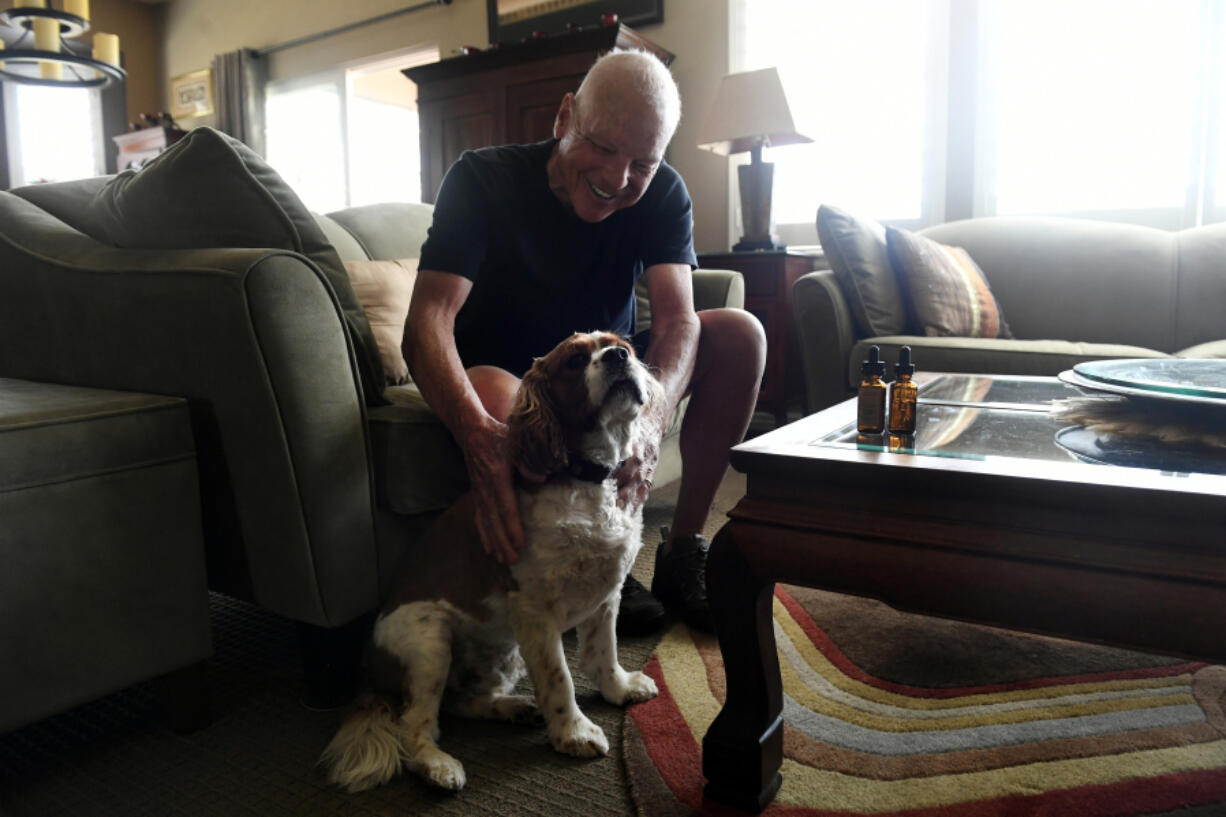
[696,308,767,372]
[468,365,520,422]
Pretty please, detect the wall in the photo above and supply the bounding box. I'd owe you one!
[89,0,162,128]
[650,0,731,252]
[161,0,734,250]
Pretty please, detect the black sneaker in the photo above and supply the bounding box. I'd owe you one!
[651,527,713,632]
[617,574,666,636]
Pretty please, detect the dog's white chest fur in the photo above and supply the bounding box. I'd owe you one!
[511,479,643,630]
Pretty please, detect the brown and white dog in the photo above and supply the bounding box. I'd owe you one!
[321,331,663,792]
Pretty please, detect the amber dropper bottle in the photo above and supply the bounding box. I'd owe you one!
[857,345,887,434]
[888,345,918,434]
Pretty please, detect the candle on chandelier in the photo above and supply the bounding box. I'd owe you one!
[33,15,61,80]
[93,32,119,66]
[65,0,89,21]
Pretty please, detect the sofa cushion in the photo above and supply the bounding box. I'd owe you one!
[1172,221,1226,351]
[9,176,114,242]
[89,127,387,404]
[325,202,435,263]
[816,204,907,337]
[886,227,1012,339]
[344,259,417,385]
[314,212,370,262]
[847,336,1169,388]
[918,216,1177,350]
[1176,340,1226,359]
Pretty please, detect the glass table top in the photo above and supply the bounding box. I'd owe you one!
[1074,358,1226,400]
[808,373,1226,477]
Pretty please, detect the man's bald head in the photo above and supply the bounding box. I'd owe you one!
[574,49,682,147]
[547,49,682,222]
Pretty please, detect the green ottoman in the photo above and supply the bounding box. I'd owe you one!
[0,378,212,733]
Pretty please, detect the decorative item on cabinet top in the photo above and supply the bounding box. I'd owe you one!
[487,0,662,47]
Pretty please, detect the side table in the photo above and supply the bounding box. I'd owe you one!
[699,250,826,426]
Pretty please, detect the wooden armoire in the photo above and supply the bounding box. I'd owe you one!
[403,24,672,203]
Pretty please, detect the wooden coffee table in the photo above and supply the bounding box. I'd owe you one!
[701,373,1226,812]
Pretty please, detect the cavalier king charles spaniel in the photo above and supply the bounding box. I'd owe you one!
[322,331,663,792]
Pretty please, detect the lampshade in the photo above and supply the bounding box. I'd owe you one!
[696,67,812,156]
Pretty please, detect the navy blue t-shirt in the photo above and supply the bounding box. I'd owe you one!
[418,139,697,377]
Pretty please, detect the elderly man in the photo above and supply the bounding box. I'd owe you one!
[404,48,765,633]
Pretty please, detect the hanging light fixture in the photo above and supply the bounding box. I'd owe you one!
[0,0,124,88]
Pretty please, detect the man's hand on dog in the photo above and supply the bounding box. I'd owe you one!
[464,420,523,565]
[463,418,546,565]
[614,423,663,511]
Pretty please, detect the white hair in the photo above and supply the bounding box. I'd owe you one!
[575,49,682,141]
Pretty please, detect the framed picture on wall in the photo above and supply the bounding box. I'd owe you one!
[486,0,663,45]
[169,69,214,120]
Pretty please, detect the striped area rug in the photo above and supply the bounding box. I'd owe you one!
[623,586,1226,816]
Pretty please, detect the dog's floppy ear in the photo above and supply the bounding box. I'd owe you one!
[507,364,568,477]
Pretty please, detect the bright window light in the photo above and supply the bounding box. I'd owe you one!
[8,83,102,185]
[265,83,346,213]
[265,48,435,213]
[736,0,931,224]
[989,0,1200,214]
[346,57,424,207]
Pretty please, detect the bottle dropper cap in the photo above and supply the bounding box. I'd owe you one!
[862,345,886,377]
[895,345,915,377]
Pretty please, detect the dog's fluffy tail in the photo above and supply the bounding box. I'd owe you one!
[320,694,405,792]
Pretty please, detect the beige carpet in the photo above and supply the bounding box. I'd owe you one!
[0,469,744,817]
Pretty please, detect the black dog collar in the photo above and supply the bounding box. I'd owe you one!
[567,457,625,484]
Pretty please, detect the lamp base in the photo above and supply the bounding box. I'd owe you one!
[736,156,784,253]
[733,236,787,252]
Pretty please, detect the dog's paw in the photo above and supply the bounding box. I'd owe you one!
[499,695,544,725]
[409,747,467,791]
[548,714,609,758]
[604,670,658,705]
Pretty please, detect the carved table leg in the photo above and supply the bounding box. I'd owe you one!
[701,522,783,812]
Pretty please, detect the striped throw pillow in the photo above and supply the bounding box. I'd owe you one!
[885,226,1012,339]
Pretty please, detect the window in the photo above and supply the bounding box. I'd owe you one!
[981,0,1208,228]
[264,47,435,214]
[733,0,939,240]
[3,82,104,187]
[733,0,1226,237]
[265,81,346,212]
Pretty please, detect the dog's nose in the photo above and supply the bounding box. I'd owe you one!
[606,346,629,363]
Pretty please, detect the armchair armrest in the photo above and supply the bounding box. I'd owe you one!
[692,268,745,311]
[792,269,858,413]
[0,193,378,627]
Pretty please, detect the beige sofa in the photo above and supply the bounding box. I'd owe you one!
[0,129,744,706]
[793,211,1226,412]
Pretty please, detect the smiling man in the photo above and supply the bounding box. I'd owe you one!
[404,49,765,633]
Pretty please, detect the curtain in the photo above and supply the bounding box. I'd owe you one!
[211,48,267,156]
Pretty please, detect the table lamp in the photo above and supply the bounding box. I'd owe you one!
[697,67,812,251]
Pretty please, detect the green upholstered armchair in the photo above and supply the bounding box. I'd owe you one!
[0,129,744,697]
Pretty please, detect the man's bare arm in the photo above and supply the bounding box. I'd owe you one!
[642,262,700,427]
[614,262,700,507]
[403,269,524,563]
